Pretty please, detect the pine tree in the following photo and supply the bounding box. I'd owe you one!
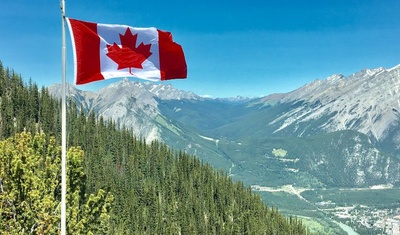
[0,132,113,234]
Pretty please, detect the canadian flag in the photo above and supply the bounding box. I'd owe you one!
[66,18,187,85]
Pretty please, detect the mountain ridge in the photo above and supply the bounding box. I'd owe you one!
[253,64,400,142]
[48,64,400,188]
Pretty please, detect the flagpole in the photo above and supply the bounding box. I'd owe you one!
[60,0,67,234]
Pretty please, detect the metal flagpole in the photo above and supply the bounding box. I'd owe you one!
[60,0,67,234]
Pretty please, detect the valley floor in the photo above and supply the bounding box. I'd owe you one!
[252,185,400,235]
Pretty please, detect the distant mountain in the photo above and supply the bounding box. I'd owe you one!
[211,65,400,187]
[250,65,400,152]
[49,64,400,188]
[49,78,203,143]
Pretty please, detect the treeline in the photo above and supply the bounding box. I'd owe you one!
[0,60,310,234]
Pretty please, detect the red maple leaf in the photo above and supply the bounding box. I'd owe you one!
[106,28,152,74]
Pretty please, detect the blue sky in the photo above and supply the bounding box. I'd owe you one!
[1,0,400,98]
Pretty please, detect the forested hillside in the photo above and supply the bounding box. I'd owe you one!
[0,61,309,234]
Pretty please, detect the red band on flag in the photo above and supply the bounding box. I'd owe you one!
[158,30,187,80]
[68,19,104,84]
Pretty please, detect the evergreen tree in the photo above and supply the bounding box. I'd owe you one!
[0,132,113,234]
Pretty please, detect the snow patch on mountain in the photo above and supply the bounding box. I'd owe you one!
[48,78,200,143]
[267,64,400,142]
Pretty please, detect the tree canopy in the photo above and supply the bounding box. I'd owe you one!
[0,132,113,234]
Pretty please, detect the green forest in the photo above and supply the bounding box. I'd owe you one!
[0,60,310,234]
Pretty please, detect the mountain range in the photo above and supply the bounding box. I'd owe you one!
[49,64,400,189]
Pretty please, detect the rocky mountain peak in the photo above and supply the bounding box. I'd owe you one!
[326,74,345,83]
[265,64,400,142]
[48,79,202,143]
